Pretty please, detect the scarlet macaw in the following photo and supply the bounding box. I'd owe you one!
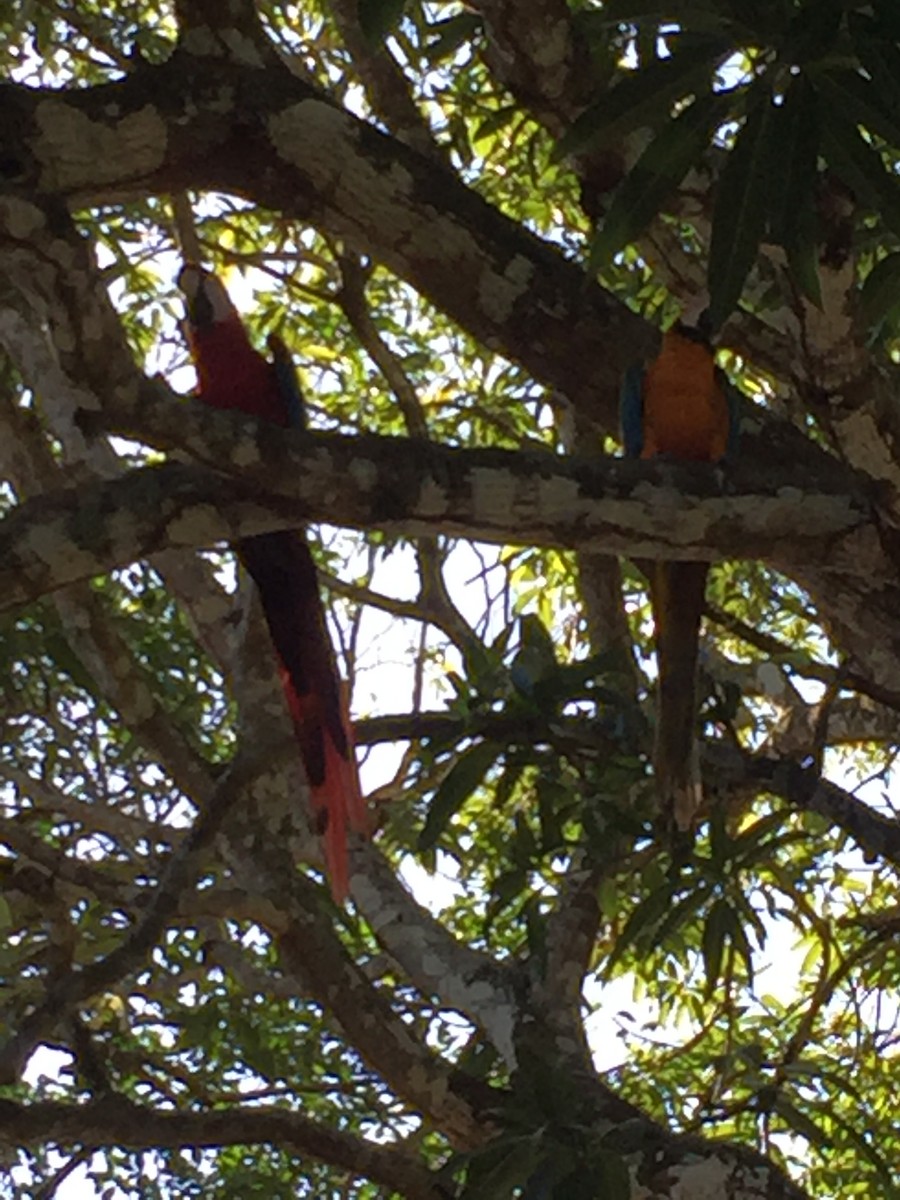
[621,320,736,830]
[178,264,367,900]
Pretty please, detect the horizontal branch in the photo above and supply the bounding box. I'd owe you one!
[0,411,876,616]
[0,1096,443,1199]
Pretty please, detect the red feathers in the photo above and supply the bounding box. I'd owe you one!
[179,264,367,899]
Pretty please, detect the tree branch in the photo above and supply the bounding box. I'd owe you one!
[0,1096,446,1200]
[0,748,259,1084]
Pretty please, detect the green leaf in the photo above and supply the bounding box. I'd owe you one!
[764,76,821,305]
[649,881,712,948]
[513,811,539,868]
[419,741,500,850]
[588,90,731,272]
[784,0,843,64]
[785,228,824,311]
[423,11,482,63]
[554,39,724,161]
[494,758,526,813]
[472,105,519,145]
[536,776,566,851]
[819,110,900,242]
[707,88,776,329]
[587,1151,632,1200]
[726,900,756,983]
[461,1135,543,1200]
[813,68,900,153]
[701,897,732,995]
[357,0,407,43]
[849,21,900,120]
[485,867,528,928]
[859,252,900,337]
[772,1096,832,1150]
[606,880,678,971]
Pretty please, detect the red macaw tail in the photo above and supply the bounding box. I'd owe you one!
[650,559,708,831]
[237,530,367,900]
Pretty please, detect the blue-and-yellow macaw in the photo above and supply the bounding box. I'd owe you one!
[178,264,367,900]
[621,320,737,829]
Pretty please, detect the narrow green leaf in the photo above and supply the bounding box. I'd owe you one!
[472,105,519,144]
[357,0,407,43]
[587,1151,632,1200]
[554,39,722,161]
[784,0,843,64]
[823,1106,900,1195]
[772,1096,832,1149]
[494,758,526,813]
[819,111,900,242]
[813,68,900,152]
[766,77,820,247]
[536,776,566,851]
[462,1136,543,1200]
[849,23,900,120]
[649,881,712,948]
[606,881,678,971]
[513,811,538,868]
[859,252,900,336]
[785,228,823,311]
[423,11,482,64]
[419,741,500,850]
[707,89,776,329]
[725,901,756,984]
[701,898,731,995]
[730,809,790,863]
[588,91,731,272]
[485,868,528,929]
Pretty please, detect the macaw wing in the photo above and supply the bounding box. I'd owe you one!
[237,530,348,759]
[722,376,742,461]
[620,363,646,458]
[267,333,307,430]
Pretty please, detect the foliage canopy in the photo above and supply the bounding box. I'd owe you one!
[2,1,900,1198]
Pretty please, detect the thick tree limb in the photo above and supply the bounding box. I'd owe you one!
[0,58,651,425]
[354,847,521,1067]
[0,424,874,605]
[254,848,492,1149]
[0,1096,445,1200]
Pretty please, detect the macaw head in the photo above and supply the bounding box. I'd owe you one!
[177,263,237,331]
[670,319,712,348]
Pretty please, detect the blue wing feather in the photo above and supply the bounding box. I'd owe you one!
[620,363,645,458]
[718,373,741,461]
[268,334,306,430]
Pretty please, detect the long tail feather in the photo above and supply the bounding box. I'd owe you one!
[650,560,708,830]
[238,530,366,899]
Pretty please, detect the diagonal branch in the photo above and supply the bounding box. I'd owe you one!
[254,848,495,1149]
[353,846,521,1067]
[0,748,260,1085]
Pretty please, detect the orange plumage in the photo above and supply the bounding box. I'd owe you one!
[640,327,730,462]
[622,322,733,830]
